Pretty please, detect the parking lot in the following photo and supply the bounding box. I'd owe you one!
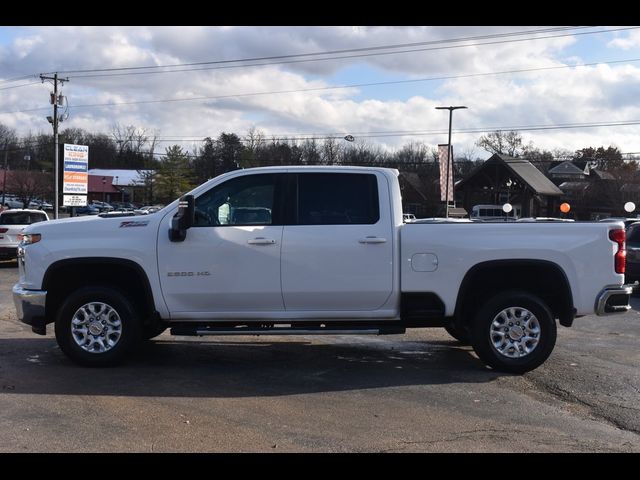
[1,259,639,452]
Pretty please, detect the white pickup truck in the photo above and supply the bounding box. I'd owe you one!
[13,166,632,373]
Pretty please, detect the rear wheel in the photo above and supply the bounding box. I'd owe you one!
[55,286,141,366]
[471,291,556,374]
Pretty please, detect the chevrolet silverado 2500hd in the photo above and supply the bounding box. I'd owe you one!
[13,166,632,373]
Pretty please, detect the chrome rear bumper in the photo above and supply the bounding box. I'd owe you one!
[595,285,633,315]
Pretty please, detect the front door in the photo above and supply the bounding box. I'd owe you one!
[158,173,284,317]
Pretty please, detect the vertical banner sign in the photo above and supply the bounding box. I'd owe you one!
[63,144,88,206]
[438,144,454,202]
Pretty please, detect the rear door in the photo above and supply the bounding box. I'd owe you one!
[280,172,394,311]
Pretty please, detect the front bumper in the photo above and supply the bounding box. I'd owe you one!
[595,285,633,315]
[12,284,47,334]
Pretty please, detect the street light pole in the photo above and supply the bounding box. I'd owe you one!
[436,105,467,218]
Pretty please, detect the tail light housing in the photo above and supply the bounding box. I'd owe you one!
[609,229,626,274]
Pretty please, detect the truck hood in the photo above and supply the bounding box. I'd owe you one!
[22,213,163,236]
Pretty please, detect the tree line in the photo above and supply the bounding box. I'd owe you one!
[1,122,638,211]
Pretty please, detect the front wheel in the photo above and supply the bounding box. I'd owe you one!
[55,286,141,366]
[471,291,557,374]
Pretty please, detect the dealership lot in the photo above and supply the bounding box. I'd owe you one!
[1,260,639,452]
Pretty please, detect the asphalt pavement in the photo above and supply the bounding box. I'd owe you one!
[1,260,639,452]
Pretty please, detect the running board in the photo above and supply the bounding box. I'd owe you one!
[170,325,406,337]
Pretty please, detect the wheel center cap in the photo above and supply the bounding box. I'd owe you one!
[509,325,524,340]
[89,321,104,336]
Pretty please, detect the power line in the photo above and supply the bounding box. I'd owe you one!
[0,74,39,86]
[139,119,640,143]
[0,81,43,91]
[3,27,585,86]
[67,27,638,79]
[5,55,640,116]
[43,26,589,77]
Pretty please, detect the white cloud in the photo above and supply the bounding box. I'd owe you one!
[1,26,640,159]
[608,30,640,50]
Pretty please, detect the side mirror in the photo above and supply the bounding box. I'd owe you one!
[169,194,195,242]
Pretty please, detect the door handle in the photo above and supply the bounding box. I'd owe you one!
[358,236,387,244]
[247,237,276,245]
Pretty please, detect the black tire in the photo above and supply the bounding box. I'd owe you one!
[470,291,557,374]
[444,323,471,345]
[55,286,142,366]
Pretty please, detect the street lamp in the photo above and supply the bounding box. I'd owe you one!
[436,105,467,218]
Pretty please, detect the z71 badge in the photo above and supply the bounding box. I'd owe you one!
[119,220,150,228]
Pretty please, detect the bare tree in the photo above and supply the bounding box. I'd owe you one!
[7,170,53,206]
[321,137,341,165]
[476,130,523,157]
[242,127,265,167]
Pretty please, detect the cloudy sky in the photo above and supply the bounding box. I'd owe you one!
[1,26,640,159]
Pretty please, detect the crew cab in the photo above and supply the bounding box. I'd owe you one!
[13,166,632,373]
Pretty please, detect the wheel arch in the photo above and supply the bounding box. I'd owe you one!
[454,259,575,328]
[43,257,157,326]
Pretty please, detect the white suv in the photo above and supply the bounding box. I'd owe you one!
[0,209,49,260]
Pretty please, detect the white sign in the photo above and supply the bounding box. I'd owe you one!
[63,195,87,207]
[63,144,89,194]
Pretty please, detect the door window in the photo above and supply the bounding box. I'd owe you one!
[296,173,379,225]
[194,174,278,227]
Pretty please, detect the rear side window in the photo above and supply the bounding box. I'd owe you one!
[296,173,379,225]
[0,212,48,225]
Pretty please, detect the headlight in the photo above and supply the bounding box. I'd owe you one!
[18,233,41,245]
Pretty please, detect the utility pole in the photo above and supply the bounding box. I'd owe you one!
[40,73,69,219]
[436,105,467,218]
[1,140,7,208]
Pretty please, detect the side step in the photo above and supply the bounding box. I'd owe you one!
[170,325,406,337]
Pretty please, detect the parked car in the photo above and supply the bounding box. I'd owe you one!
[0,209,49,260]
[90,201,114,213]
[2,195,24,209]
[516,217,575,222]
[134,205,164,215]
[75,205,101,215]
[28,199,53,211]
[403,213,417,222]
[110,201,136,212]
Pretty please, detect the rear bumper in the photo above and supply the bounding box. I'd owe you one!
[595,285,633,315]
[13,284,47,334]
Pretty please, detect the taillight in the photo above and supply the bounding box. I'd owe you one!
[0,228,7,233]
[609,229,626,274]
